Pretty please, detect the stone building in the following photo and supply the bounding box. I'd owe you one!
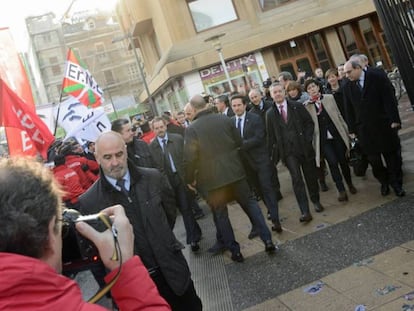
[115,0,393,115]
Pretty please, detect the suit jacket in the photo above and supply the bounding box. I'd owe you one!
[304,94,350,167]
[149,133,185,179]
[183,108,245,194]
[343,67,401,154]
[266,100,315,164]
[224,107,235,117]
[127,137,155,168]
[79,163,191,296]
[249,99,273,121]
[232,111,270,168]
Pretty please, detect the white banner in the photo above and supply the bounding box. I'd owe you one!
[57,96,111,143]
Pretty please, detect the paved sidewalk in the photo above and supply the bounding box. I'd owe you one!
[176,95,414,310]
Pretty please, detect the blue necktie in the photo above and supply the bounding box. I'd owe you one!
[237,117,243,137]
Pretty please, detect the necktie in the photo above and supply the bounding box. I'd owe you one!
[279,105,287,123]
[237,117,243,137]
[116,179,131,202]
[162,139,173,173]
[357,80,363,91]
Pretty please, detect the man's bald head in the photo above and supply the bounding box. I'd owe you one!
[184,102,195,121]
[190,94,207,112]
[95,131,129,180]
[95,131,125,154]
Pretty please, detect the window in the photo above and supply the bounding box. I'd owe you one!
[259,0,292,11]
[127,63,139,81]
[43,33,52,44]
[309,33,331,72]
[104,70,115,85]
[95,43,107,62]
[87,18,96,30]
[187,0,237,32]
[51,64,61,76]
[337,24,358,57]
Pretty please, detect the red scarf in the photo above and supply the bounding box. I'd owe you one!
[310,93,323,115]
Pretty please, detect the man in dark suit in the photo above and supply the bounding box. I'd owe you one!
[248,88,282,201]
[111,118,155,168]
[230,93,282,233]
[79,131,202,311]
[149,117,202,251]
[343,60,404,196]
[184,94,276,262]
[266,83,324,223]
[214,94,235,117]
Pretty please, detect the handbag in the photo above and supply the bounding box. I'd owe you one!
[349,138,368,176]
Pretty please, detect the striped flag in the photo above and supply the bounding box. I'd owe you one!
[62,48,104,108]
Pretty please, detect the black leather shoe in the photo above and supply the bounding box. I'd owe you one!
[394,188,406,197]
[248,229,259,239]
[381,184,390,196]
[265,240,276,253]
[276,191,283,201]
[314,202,324,213]
[271,221,283,233]
[348,184,357,194]
[208,243,226,255]
[231,252,244,263]
[190,242,200,252]
[300,213,313,223]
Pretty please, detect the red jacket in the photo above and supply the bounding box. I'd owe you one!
[65,155,99,190]
[140,131,156,144]
[0,253,171,311]
[53,165,86,203]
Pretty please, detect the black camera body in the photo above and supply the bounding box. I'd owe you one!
[62,209,111,271]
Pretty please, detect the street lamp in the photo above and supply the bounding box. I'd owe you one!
[112,32,157,117]
[204,33,234,93]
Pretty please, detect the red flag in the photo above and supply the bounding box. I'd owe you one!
[0,79,55,159]
[62,48,104,108]
[0,27,38,157]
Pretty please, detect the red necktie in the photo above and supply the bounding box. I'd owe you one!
[279,105,287,123]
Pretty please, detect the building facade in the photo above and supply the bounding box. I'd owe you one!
[25,10,145,114]
[115,0,393,115]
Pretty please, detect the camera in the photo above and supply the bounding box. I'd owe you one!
[62,209,112,272]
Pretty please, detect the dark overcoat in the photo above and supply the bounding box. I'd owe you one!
[79,163,191,296]
[343,67,401,154]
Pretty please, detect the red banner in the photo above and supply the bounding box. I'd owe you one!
[0,80,54,159]
[0,27,38,157]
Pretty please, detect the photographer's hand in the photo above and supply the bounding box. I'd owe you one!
[76,205,134,271]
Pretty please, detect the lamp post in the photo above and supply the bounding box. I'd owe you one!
[204,33,234,93]
[112,32,157,117]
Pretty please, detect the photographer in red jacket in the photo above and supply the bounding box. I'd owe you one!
[0,157,170,311]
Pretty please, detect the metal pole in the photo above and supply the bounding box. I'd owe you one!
[105,88,118,118]
[128,34,158,117]
[217,49,234,93]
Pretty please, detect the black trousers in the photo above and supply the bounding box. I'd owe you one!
[285,155,320,215]
[168,173,202,244]
[208,179,272,250]
[367,148,403,190]
[322,138,352,192]
[151,270,202,311]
